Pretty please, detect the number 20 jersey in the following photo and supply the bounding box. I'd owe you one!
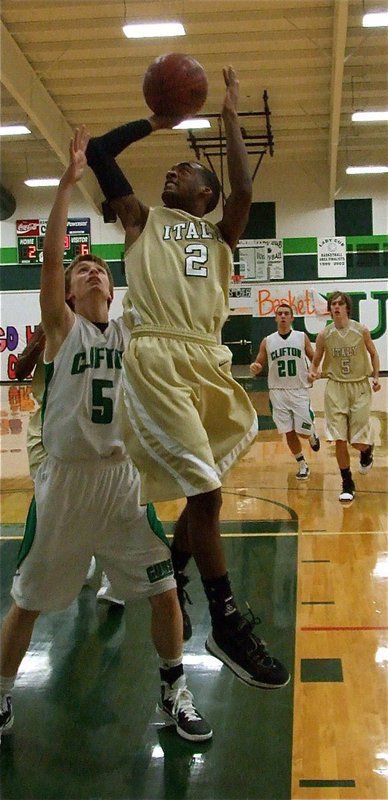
[266,329,310,389]
[42,315,130,461]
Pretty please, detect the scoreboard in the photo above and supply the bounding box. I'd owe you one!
[16,218,91,265]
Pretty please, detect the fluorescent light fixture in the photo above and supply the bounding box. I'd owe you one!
[123,22,185,38]
[352,111,388,121]
[173,118,211,130]
[346,166,388,174]
[362,11,388,26]
[0,125,31,136]
[25,178,60,187]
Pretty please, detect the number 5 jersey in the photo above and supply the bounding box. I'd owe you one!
[42,315,130,460]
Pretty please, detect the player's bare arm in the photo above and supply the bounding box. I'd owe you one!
[304,334,315,364]
[363,326,381,391]
[250,337,267,376]
[41,128,87,360]
[309,330,325,380]
[217,67,252,251]
[14,324,45,381]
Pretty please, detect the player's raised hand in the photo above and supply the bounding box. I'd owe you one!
[67,126,90,183]
[222,66,239,114]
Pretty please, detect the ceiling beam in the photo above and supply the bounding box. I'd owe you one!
[0,21,101,212]
[328,0,349,205]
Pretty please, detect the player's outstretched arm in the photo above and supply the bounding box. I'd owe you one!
[217,66,252,251]
[85,115,181,250]
[250,337,267,376]
[14,324,45,381]
[309,331,325,381]
[40,127,87,358]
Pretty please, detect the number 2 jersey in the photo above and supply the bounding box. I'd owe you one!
[123,206,232,336]
[266,329,310,389]
[321,319,371,382]
[42,314,130,461]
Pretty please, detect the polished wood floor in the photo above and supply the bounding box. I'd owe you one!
[1,378,387,800]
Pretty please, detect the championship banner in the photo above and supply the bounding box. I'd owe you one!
[317,237,347,278]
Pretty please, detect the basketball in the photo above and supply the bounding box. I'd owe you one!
[143,53,208,117]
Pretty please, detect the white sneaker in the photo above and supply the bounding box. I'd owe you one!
[309,432,320,452]
[296,461,310,480]
[0,694,13,741]
[96,573,125,607]
[158,675,212,741]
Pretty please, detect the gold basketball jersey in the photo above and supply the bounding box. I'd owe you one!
[123,206,233,337]
[322,319,372,381]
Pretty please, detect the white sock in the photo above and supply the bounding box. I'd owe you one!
[159,655,183,670]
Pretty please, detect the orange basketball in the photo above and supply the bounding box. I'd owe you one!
[143,53,208,117]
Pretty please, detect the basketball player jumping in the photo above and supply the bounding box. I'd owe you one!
[86,66,290,689]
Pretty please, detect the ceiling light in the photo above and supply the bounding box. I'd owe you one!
[173,119,211,130]
[352,111,388,121]
[346,166,388,174]
[122,22,185,38]
[0,125,31,136]
[362,11,388,26]
[25,178,60,187]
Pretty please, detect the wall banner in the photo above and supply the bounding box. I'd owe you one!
[317,237,347,278]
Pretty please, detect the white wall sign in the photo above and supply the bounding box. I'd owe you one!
[236,239,284,281]
[317,237,347,278]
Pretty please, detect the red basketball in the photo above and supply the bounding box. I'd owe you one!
[143,53,208,117]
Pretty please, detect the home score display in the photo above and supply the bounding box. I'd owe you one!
[16,218,91,265]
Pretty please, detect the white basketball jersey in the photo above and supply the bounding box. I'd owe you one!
[266,329,310,389]
[42,315,130,461]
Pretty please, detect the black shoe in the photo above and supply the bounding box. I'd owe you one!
[175,573,193,641]
[339,478,355,504]
[0,694,13,740]
[309,432,320,452]
[359,445,374,474]
[158,676,213,742]
[205,607,290,689]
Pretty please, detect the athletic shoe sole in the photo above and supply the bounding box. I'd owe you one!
[205,633,290,689]
[296,472,310,480]
[358,461,373,474]
[339,493,355,504]
[156,706,213,742]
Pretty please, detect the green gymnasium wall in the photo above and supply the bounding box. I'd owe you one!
[1,234,387,367]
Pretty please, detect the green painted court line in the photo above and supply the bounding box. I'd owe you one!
[302,559,330,563]
[301,658,343,683]
[299,779,356,788]
[301,601,335,605]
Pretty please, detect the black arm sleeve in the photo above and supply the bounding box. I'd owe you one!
[86,118,153,202]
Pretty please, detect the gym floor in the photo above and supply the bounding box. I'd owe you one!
[0,377,387,800]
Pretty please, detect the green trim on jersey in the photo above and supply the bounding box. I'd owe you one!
[146,503,170,547]
[41,361,55,428]
[17,497,37,568]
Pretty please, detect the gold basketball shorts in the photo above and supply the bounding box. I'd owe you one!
[121,329,258,504]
